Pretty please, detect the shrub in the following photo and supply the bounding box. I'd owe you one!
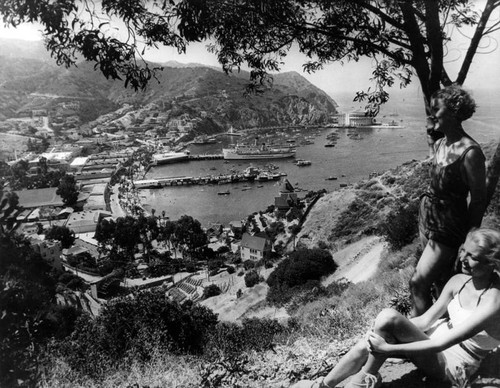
[203,284,222,299]
[381,200,419,250]
[267,248,337,306]
[226,265,235,274]
[206,318,286,357]
[60,291,218,377]
[243,260,255,270]
[267,248,336,289]
[244,270,260,287]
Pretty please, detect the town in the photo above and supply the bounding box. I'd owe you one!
[0,97,326,315]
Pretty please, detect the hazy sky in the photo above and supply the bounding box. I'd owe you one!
[1,4,500,99]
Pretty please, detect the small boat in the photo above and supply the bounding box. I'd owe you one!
[325,176,338,181]
[325,143,336,147]
[339,183,348,188]
[296,159,312,167]
[218,190,230,195]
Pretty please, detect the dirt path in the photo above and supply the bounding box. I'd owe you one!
[322,236,385,286]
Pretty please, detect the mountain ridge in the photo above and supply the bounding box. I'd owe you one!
[0,38,338,130]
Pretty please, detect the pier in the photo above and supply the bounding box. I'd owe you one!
[188,153,224,160]
[133,171,285,189]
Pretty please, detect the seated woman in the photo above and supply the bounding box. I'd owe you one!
[292,228,500,388]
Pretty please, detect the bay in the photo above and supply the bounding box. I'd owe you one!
[141,89,500,227]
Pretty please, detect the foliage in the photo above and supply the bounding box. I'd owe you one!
[244,269,260,288]
[45,225,75,249]
[330,198,378,239]
[0,234,78,387]
[206,318,287,357]
[4,0,498,109]
[381,200,420,250]
[56,174,79,206]
[267,248,337,306]
[203,284,222,299]
[60,291,218,377]
[242,260,255,270]
[268,248,336,289]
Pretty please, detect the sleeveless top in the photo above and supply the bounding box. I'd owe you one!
[447,277,500,360]
[429,138,482,202]
[419,138,485,247]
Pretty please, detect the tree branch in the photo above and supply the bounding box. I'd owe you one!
[355,2,405,30]
[456,0,498,84]
[297,22,412,65]
[398,2,430,99]
[425,1,443,92]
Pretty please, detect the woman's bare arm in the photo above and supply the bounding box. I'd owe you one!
[463,147,487,228]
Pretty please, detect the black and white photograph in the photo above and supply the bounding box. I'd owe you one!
[1,1,500,387]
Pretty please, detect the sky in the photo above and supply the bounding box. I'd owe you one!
[1,4,500,100]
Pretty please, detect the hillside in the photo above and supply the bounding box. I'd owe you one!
[38,141,500,387]
[0,38,337,129]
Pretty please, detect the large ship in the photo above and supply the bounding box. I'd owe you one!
[152,151,190,165]
[223,142,296,160]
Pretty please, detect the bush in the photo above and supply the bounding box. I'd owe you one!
[226,265,235,274]
[381,200,419,250]
[206,318,286,357]
[243,260,255,270]
[267,248,337,306]
[203,284,222,299]
[60,290,218,377]
[244,270,260,287]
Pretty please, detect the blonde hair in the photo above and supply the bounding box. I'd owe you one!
[466,228,500,271]
[432,85,476,121]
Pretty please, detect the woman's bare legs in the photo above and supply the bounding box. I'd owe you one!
[410,237,457,316]
[322,309,446,387]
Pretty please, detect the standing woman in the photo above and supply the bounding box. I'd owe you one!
[412,85,487,316]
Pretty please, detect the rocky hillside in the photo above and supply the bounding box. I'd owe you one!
[0,38,337,129]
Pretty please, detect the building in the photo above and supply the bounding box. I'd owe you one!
[274,179,299,215]
[240,233,272,262]
[31,238,63,270]
[335,110,375,127]
[64,210,112,234]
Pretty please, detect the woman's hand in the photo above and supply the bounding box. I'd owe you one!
[367,331,390,354]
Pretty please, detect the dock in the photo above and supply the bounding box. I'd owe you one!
[134,171,285,189]
[188,154,224,160]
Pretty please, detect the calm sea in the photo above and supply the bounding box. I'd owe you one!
[142,89,500,227]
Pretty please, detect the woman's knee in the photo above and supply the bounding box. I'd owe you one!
[373,308,402,332]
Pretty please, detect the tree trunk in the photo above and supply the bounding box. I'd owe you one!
[486,142,500,207]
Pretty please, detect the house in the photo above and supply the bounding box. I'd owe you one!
[31,238,63,271]
[240,233,272,262]
[274,179,299,215]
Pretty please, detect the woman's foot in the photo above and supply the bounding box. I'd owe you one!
[343,372,382,388]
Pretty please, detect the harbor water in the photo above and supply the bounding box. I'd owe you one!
[141,90,500,227]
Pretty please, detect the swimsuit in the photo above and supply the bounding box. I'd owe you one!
[419,138,485,247]
[427,277,500,383]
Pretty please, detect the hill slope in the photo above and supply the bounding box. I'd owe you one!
[0,38,338,129]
